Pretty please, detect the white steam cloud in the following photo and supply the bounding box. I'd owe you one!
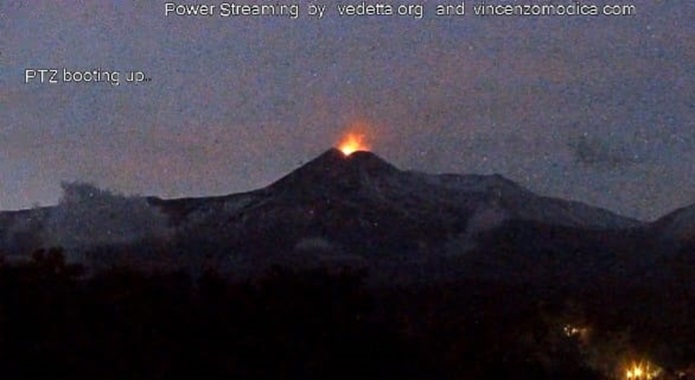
[41,182,171,257]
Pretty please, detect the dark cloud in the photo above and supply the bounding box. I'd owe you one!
[567,134,642,169]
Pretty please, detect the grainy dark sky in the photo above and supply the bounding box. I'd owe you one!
[1,1,694,221]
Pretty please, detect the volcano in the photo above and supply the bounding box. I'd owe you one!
[128,148,651,282]
[0,148,672,284]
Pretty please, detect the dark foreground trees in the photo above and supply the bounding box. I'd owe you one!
[0,252,428,379]
[0,248,691,379]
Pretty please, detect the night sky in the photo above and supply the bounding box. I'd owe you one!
[2,1,693,221]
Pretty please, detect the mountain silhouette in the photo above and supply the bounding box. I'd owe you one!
[0,148,691,285]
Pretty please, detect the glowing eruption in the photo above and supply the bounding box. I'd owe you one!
[337,133,370,156]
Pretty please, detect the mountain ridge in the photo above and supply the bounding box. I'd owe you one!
[0,148,689,282]
[248,148,641,230]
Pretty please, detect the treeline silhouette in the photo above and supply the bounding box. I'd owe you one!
[0,248,692,379]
